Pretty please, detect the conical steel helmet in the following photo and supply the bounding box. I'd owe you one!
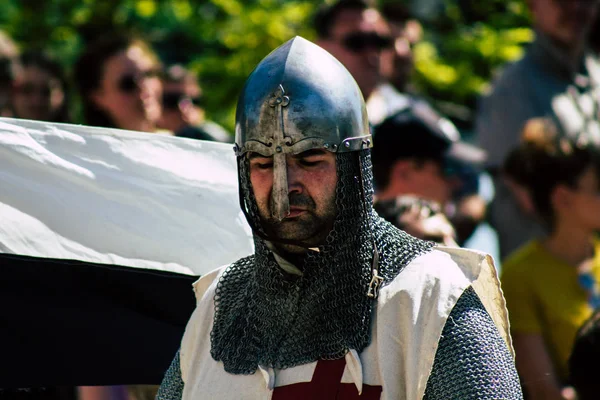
[234,36,372,221]
[235,36,371,156]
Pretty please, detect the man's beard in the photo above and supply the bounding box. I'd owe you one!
[259,192,336,253]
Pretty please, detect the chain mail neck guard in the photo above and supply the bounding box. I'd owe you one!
[210,150,434,374]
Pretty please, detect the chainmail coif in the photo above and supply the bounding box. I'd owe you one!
[210,150,434,374]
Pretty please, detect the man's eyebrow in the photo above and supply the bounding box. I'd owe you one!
[294,149,328,158]
[247,152,272,160]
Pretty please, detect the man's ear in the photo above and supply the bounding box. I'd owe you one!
[551,184,572,211]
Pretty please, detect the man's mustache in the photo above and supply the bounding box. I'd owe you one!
[288,193,315,209]
[268,193,315,216]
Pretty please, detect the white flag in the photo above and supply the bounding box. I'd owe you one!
[0,118,253,386]
[0,118,253,275]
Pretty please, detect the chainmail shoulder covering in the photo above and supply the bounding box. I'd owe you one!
[210,150,434,374]
[156,350,184,400]
[424,286,523,400]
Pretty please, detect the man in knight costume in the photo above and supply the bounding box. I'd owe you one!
[157,37,522,399]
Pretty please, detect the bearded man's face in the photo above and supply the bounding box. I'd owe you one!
[248,149,338,252]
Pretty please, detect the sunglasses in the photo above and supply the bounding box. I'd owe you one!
[117,69,162,93]
[162,92,203,109]
[14,82,57,98]
[342,32,393,53]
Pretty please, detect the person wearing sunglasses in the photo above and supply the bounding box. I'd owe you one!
[366,3,425,126]
[75,33,164,133]
[315,0,392,101]
[11,50,69,123]
[379,3,421,95]
[157,64,230,142]
[74,33,166,400]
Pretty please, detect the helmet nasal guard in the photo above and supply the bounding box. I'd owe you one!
[234,36,372,221]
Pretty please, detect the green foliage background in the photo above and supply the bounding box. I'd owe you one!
[0,0,533,133]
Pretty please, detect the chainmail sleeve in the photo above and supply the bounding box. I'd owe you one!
[423,286,523,400]
[156,350,184,400]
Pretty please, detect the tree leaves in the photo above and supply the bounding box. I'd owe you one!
[0,0,532,132]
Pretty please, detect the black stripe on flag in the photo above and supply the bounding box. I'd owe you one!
[0,253,198,387]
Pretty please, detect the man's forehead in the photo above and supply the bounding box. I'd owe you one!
[247,149,334,159]
[331,8,388,37]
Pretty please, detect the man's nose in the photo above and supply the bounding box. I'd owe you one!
[286,163,304,194]
[138,78,152,96]
[140,75,161,95]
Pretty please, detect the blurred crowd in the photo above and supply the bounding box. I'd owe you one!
[3,0,600,399]
[0,31,231,144]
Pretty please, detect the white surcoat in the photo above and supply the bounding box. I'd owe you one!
[179,246,512,400]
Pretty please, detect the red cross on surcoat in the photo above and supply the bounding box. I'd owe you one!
[272,358,382,399]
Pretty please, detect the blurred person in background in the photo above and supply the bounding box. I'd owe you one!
[373,108,463,206]
[374,195,457,247]
[367,2,423,125]
[157,64,230,142]
[501,118,600,400]
[371,106,497,260]
[366,4,501,260]
[74,33,165,133]
[74,33,165,400]
[379,3,422,94]
[0,29,20,117]
[12,50,70,123]
[1,45,77,398]
[314,0,392,103]
[569,308,600,400]
[476,0,600,259]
